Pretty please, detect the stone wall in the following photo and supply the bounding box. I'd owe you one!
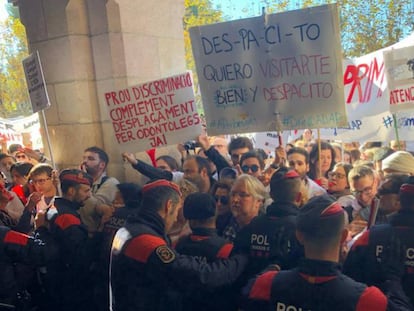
[16,0,186,183]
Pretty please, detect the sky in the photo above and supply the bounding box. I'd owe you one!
[0,0,7,21]
[210,0,271,20]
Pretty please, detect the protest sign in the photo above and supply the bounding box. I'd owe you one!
[22,51,51,113]
[252,131,291,154]
[314,32,414,142]
[190,4,346,135]
[104,72,202,151]
[319,109,414,143]
[342,32,414,120]
[383,45,414,112]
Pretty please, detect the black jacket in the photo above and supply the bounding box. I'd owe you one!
[234,201,303,280]
[0,226,49,306]
[175,227,236,311]
[344,209,414,306]
[110,208,248,311]
[241,259,411,311]
[39,197,98,311]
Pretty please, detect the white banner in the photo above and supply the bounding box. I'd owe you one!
[383,45,414,112]
[190,4,346,134]
[316,32,414,142]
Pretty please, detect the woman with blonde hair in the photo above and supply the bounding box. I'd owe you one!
[222,174,268,241]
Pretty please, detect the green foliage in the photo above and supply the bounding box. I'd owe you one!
[0,14,32,118]
[183,0,223,114]
[336,0,414,57]
[263,0,414,57]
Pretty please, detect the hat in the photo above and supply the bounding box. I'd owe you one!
[117,183,142,207]
[373,147,394,162]
[382,151,414,174]
[142,179,182,196]
[59,169,93,186]
[270,167,299,187]
[297,195,344,237]
[183,193,216,220]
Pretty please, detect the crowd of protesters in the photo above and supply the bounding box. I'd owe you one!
[0,134,414,310]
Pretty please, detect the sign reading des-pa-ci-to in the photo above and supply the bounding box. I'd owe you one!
[22,51,51,113]
[190,4,346,135]
[104,72,203,151]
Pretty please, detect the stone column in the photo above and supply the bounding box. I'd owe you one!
[16,0,186,182]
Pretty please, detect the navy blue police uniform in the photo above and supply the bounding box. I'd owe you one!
[38,170,97,311]
[0,226,50,309]
[344,208,414,306]
[175,192,235,311]
[233,168,303,282]
[241,195,412,311]
[110,180,248,311]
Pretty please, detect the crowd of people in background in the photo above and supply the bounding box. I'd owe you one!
[1,132,414,310]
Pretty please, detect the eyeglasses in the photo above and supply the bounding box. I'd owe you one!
[31,177,51,185]
[230,191,252,199]
[351,180,375,197]
[214,195,229,205]
[241,165,260,173]
[328,172,346,179]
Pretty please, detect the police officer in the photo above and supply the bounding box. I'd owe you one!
[344,176,414,306]
[233,167,304,281]
[110,179,248,311]
[39,169,97,311]
[0,224,51,310]
[175,192,233,260]
[241,195,412,311]
[175,192,235,311]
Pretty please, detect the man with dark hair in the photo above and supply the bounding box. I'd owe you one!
[239,150,265,179]
[196,135,254,180]
[175,192,235,311]
[286,147,326,198]
[344,176,414,306]
[228,137,254,166]
[110,179,248,311]
[182,155,214,193]
[242,195,412,311]
[40,169,98,311]
[80,146,119,234]
[234,167,303,282]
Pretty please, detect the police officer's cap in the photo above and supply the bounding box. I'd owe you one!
[183,192,216,220]
[270,167,300,188]
[59,169,93,186]
[142,179,182,196]
[297,195,344,237]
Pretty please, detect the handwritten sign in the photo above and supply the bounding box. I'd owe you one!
[343,32,414,120]
[190,4,346,135]
[252,131,290,154]
[104,72,202,151]
[383,45,414,112]
[22,51,51,113]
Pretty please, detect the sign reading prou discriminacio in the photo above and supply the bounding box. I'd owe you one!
[190,4,346,135]
[104,72,202,151]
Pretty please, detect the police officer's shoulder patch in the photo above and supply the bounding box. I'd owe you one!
[155,245,176,263]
